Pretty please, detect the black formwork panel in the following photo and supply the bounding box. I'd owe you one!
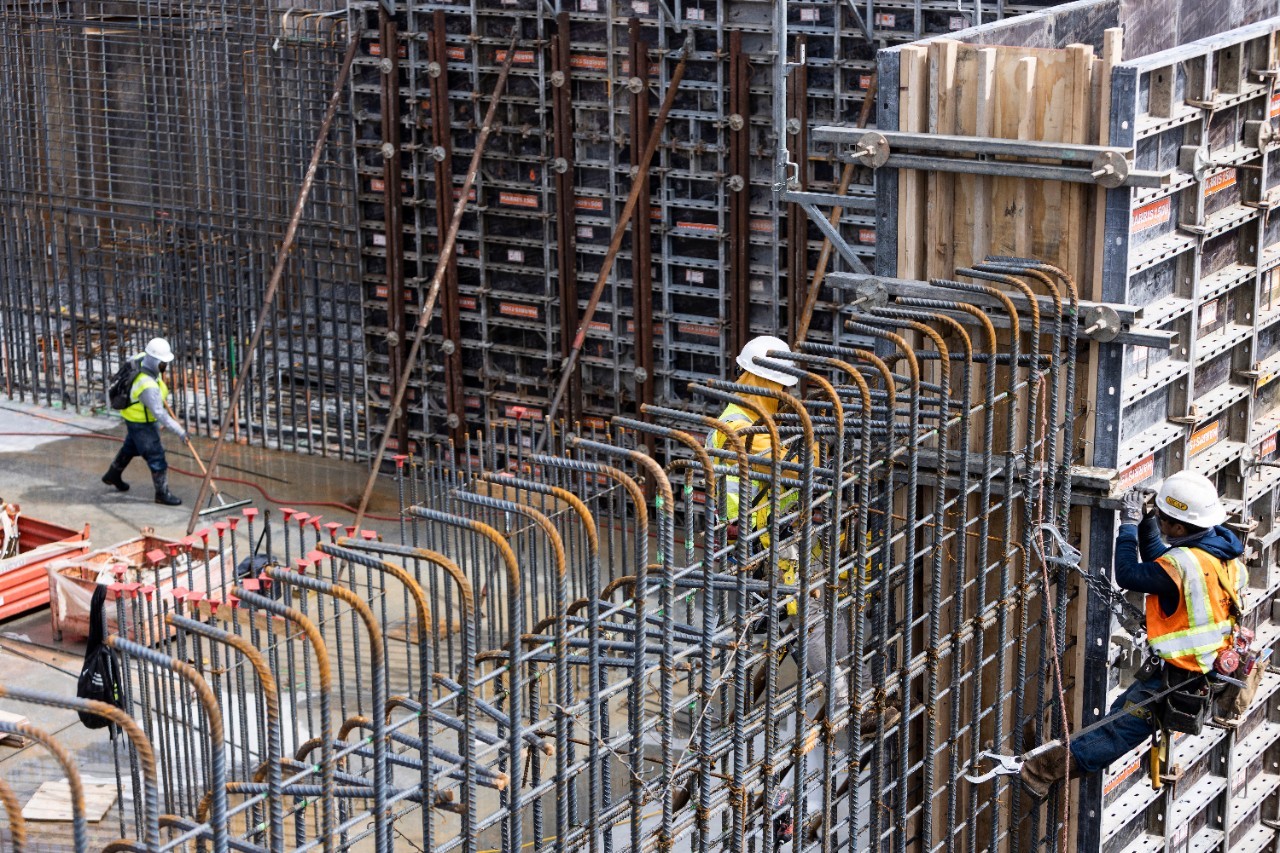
[345,0,1052,458]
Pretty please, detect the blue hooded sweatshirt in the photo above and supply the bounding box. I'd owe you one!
[1115,514,1246,617]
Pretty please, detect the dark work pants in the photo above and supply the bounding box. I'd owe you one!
[110,421,168,475]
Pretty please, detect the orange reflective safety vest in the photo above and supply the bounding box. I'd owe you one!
[1147,546,1246,673]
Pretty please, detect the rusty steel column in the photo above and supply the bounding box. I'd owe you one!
[727,30,751,361]
[379,10,409,453]
[551,13,582,424]
[785,35,809,342]
[428,10,466,445]
[628,19,655,452]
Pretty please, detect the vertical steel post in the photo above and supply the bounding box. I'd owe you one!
[727,30,752,360]
[380,10,409,454]
[552,13,582,424]
[629,19,656,445]
[428,10,467,446]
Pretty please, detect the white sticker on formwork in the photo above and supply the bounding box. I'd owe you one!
[632,1,649,12]
[580,0,598,9]
[507,249,525,263]
[686,6,705,19]
[577,226,593,240]
[686,269,705,284]
[1199,299,1219,328]
[874,13,895,27]
[950,15,967,30]
[799,8,819,21]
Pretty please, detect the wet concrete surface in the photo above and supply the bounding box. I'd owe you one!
[0,398,401,553]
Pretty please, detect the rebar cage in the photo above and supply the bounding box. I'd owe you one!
[0,0,366,457]
[0,261,1079,852]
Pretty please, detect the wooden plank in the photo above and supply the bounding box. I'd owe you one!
[926,39,960,280]
[1062,44,1096,286]
[970,48,998,269]
[22,779,117,822]
[898,45,930,280]
[0,709,28,745]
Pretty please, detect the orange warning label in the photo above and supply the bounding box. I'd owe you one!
[678,323,719,338]
[1189,419,1221,455]
[575,197,605,212]
[496,49,536,65]
[458,296,477,310]
[571,54,608,71]
[677,221,718,234]
[1271,92,1280,118]
[1204,168,1237,197]
[1117,454,1155,491]
[1131,197,1172,233]
[499,302,539,320]
[499,192,539,209]
[750,219,774,234]
[446,46,466,61]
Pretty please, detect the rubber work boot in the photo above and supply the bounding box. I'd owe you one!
[1019,743,1070,800]
[152,471,182,506]
[101,464,130,492]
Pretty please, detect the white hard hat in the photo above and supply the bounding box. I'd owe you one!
[736,335,798,387]
[145,337,175,363]
[1156,470,1226,528]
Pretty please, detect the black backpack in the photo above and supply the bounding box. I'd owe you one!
[76,584,124,729]
[107,356,154,410]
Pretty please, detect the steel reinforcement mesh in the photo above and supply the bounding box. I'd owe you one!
[0,0,366,457]
[0,268,1079,852]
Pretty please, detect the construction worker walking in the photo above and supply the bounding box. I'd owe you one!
[101,337,187,506]
[1018,470,1247,797]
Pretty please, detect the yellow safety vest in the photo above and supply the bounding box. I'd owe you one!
[1148,546,1246,673]
[121,366,169,424]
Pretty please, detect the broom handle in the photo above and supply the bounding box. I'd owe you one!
[166,403,223,500]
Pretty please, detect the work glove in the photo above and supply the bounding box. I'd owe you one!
[176,429,189,443]
[1120,488,1145,525]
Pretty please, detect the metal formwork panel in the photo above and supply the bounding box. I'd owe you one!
[1093,19,1280,853]
[349,0,1049,456]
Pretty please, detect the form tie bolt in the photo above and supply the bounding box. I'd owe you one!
[381,142,397,159]
[627,76,645,94]
[441,339,456,355]
[552,157,569,174]
[430,145,447,162]
[379,58,393,74]
[427,61,442,78]
[386,330,400,347]
[727,175,745,192]
[447,413,461,429]
[727,114,745,132]
[550,70,566,88]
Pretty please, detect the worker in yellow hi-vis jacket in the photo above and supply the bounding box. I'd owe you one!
[705,336,896,732]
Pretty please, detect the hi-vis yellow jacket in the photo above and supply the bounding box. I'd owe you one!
[1148,546,1246,673]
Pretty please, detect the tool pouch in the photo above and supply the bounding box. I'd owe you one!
[1159,667,1211,735]
[1218,658,1267,718]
